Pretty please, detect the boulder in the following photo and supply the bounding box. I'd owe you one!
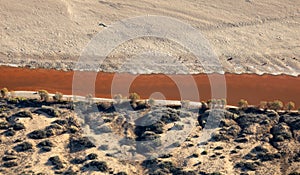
[82,161,108,172]
[271,123,293,142]
[69,136,96,153]
[48,156,65,169]
[14,141,33,152]
[34,107,60,118]
[28,129,47,139]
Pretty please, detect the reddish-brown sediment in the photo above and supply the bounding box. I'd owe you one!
[0,66,299,106]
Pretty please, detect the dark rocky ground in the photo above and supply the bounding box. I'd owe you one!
[0,98,299,175]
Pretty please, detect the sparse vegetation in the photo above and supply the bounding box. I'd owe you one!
[38,90,49,101]
[268,100,283,111]
[259,101,268,110]
[1,87,9,98]
[53,92,63,101]
[285,101,295,111]
[129,92,140,102]
[113,94,123,104]
[238,99,248,109]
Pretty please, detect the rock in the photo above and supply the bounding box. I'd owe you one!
[115,172,128,175]
[13,111,33,118]
[157,161,183,174]
[234,137,249,143]
[3,161,18,168]
[0,121,9,130]
[37,140,54,152]
[201,151,208,155]
[235,113,272,130]
[97,102,114,113]
[289,172,300,175]
[37,140,54,147]
[45,123,67,136]
[139,131,161,141]
[5,150,17,155]
[86,153,98,160]
[99,145,109,150]
[2,155,18,161]
[69,136,96,153]
[235,161,258,171]
[4,129,16,136]
[96,123,112,133]
[12,122,26,131]
[159,154,173,159]
[150,169,168,175]
[68,125,80,134]
[211,131,231,142]
[48,156,65,169]
[34,107,60,117]
[41,146,52,152]
[28,129,47,139]
[198,109,228,128]
[226,125,241,138]
[214,146,224,150]
[280,114,300,131]
[70,157,86,164]
[14,141,33,152]
[271,123,292,142]
[82,161,108,172]
[135,120,164,136]
[52,119,68,126]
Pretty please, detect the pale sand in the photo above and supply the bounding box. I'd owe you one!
[0,0,299,75]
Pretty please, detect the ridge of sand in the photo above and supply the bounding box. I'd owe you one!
[0,0,299,75]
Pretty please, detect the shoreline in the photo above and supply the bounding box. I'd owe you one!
[0,64,299,77]
[0,63,299,77]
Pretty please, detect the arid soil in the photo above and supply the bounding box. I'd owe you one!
[0,66,299,106]
[0,0,299,75]
[0,98,299,175]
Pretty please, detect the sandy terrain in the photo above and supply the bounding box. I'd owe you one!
[0,0,299,75]
[0,97,300,175]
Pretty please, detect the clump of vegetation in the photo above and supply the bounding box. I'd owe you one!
[113,94,123,104]
[53,92,63,101]
[129,92,140,102]
[268,100,283,111]
[0,88,9,98]
[38,90,49,101]
[259,101,268,110]
[285,101,295,111]
[238,99,248,109]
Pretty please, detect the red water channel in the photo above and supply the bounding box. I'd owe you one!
[0,66,299,106]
